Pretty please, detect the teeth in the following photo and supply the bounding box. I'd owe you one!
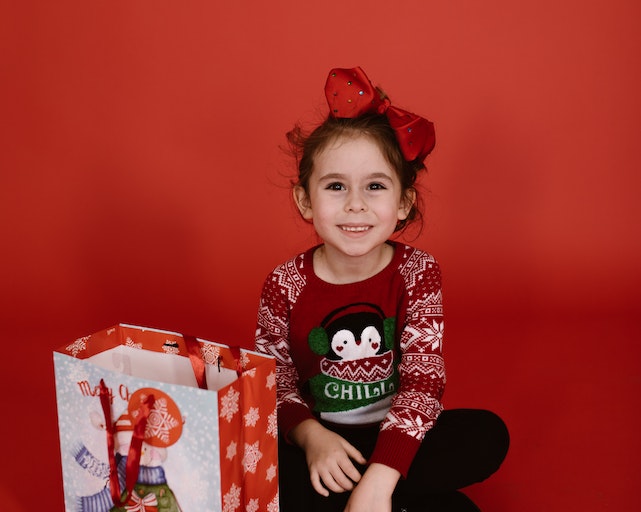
[341,226,370,232]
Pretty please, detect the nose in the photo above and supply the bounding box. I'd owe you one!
[345,189,367,212]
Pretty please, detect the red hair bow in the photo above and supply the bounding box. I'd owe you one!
[325,67,436,162]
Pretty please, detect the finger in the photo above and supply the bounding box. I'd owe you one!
[342,441,367,465]
[319,470,349,494]
[314,462,356,494]
[328,465,356,492]
[338,458,362,484]
[309,470,329,497]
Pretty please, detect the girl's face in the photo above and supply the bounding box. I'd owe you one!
[294,134,413,262]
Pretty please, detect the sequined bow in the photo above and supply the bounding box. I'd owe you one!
[325,67,436,162]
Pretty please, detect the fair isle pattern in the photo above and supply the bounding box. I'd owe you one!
[255,312,290,361]
[275,253,308,304]
[255,243,446,474]
[275,367,309,409]
[397,244,437,291]
[380,245,445,440]
[320,354,393,381]
[256,253,309,411]
[382,393,443,439]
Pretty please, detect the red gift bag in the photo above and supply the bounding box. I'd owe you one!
[53,324,279,512]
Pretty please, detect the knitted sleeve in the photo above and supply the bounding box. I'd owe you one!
[255,260,315,438]
[369,249,446,477]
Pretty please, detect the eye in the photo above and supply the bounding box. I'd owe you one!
[361,326,381,344]
[367,182,387,190]
[332,329,355,346]
[325,182,345,191]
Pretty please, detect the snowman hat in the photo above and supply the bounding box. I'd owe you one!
[127,387,184,447]
[114,411,134,432]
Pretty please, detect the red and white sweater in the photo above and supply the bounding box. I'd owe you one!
[255,242,445,477]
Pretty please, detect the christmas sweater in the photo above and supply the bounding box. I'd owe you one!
[255,241,446,477]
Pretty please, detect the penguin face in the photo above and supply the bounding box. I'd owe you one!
[308,303,396,360]
[360,325,382,357]
[325,312,387,361]
[330,329,360,361]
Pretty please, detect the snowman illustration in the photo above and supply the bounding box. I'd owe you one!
[307,303,399,422]
[75,387,184,512]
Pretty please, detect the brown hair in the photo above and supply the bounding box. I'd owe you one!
[286,113,426,232]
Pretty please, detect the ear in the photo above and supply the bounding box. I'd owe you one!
[293,185,313,220]
[398,187,416,221]
[383,317,396,350]
[308,327,330,355]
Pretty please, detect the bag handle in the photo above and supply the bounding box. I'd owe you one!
[184,335,208,389]
[99,379,155,507]
[184,335,243,390]
[229,345,243,377]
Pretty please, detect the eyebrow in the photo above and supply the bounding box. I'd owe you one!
[317,172,394,182]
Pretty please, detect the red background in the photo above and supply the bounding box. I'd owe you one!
[1,1,640,510]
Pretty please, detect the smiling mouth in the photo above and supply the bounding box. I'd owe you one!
[340,225,371,232]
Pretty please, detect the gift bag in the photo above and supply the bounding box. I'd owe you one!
[53,324,279,512]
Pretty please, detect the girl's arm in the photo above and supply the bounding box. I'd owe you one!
[344,463,400,512]
[344,251,445,511]
[256,268,367,496]
[369,250,446,477]
[255,268,315,436]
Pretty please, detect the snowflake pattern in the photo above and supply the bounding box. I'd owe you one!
[266,464,277,482]
[382,408,435,440]
[201,343,220,365]
[244,407,260,427]
[424,320,444,351]
[265,371,276,390]
[125,336,142,350]
[66,363,89,385]
[226,440,237,460]
[55,324,278,512]
[162,343,180,355]
[246,498,259,512]
[220,387,240,422]
[145,397,180,444]
[242,441,263,474]
[267,409,277,438]
[66,336,89,357]
[223,483,241,512]
[267,494,279,512]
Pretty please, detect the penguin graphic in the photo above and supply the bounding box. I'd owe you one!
[307,303,399,422]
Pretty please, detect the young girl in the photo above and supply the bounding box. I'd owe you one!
[255,67,509,512]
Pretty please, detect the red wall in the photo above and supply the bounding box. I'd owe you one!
[1,1,640,510]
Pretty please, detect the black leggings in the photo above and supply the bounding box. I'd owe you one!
[278,409,509,512]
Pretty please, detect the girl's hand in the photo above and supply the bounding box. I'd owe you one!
[344,463,401,512]
[290,419,367,496]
